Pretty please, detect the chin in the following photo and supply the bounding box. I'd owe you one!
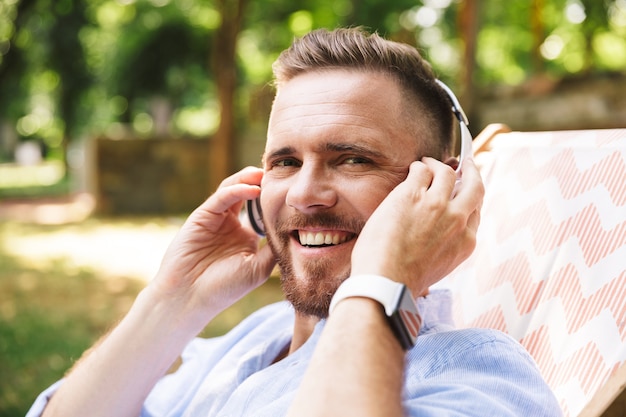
[266,225,352,317]
[279,262,351,319]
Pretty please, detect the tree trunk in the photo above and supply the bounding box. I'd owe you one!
[210,0,247,192]
[457,0,481,109]
[457,0,481,135]
[531,0,545,74]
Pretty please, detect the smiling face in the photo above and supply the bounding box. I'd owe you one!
[262,69,434,318]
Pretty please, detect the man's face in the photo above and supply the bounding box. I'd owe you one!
[262,69,427,318]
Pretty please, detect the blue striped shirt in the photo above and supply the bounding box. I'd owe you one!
[27,290,562,417]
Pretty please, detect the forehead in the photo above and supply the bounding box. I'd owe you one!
[266,70,418,156]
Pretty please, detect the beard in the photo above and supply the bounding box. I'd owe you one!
[265,211,364,319]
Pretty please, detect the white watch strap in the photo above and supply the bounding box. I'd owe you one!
[329,274,405,316]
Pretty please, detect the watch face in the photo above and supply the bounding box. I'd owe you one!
[399,291,421,341]
[390,287,421,350]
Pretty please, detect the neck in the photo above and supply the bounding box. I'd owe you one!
[288,312,322,355]
[283,288,430,356]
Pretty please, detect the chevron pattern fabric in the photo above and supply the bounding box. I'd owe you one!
[442,129,626,416]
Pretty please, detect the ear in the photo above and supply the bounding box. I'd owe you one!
[443,157,459,171]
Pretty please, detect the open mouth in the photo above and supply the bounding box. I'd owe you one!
[296,230,355,248]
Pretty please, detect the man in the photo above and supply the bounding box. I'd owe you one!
[28,28,561,416]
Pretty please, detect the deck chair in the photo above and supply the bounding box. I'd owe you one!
[441,124,626,416]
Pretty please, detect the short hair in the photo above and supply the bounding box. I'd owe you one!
[272,27,456,157]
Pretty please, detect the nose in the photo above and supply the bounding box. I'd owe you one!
[285,164,337,213]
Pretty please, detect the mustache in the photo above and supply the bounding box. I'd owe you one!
[275,212,365,234]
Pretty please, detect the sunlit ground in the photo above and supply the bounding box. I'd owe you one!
[2,217,182,282]
[0,161,184,281]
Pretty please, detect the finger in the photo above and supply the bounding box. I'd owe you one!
[254,244,278,282]
[467,207,481,234]
[420,157,457,199]
[453,158,484,209]
[459,207,481,261]
[400,160,433,194]
[197,183,261,218]
[206,167,264,216]
[219,166,264,188]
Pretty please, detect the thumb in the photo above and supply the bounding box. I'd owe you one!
[253,243,277,284]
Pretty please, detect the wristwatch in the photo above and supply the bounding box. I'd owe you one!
[329,275,422,350]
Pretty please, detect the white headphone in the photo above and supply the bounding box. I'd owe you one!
[434,79,473,197]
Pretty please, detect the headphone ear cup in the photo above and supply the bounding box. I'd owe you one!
[246,197,265,236]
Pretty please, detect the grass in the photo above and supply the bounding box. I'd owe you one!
[0,219,284,417]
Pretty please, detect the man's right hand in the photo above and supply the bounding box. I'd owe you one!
[41,167,276,417]
[148,166,276,335]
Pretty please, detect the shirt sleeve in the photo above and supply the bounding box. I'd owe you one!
[403,329,563,417]
[22,337,219,417]
[25,380,64,417]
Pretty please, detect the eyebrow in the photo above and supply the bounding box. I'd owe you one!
[264,142,385,162]
[323,142,385,159]
[264,146,295,162]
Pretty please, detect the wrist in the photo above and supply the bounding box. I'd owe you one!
[133,285,218,342]
[330,275,421,350]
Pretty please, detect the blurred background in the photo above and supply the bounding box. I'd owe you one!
[0,0,625,415]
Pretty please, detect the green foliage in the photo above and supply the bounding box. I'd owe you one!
[0,0,624,165]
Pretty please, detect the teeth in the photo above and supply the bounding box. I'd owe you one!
[299,231,348,246]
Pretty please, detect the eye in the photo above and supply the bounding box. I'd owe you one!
[272,158,301,168]
[343,156,371,165]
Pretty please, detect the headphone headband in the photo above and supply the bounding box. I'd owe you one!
[434,79,473,173]
[434,79,473,197]
[434,79,469,125]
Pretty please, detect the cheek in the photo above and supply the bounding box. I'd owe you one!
[340,178,397,217]
[261,172,403,224]
[259,184,286,228]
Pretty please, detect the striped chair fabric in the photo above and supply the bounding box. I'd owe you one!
[442,125,626,417]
